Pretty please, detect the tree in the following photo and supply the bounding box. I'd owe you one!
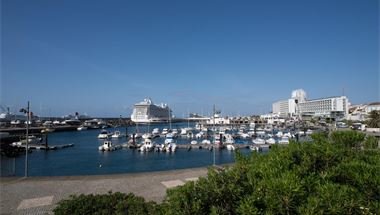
[367,110,380,128]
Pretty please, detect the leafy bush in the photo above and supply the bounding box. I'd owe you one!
[53,192,161,215]
[164,131,380,214]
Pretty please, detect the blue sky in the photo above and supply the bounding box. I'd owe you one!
[1,0,379,117]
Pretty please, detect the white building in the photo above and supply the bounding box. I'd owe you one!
[272,89,349,119]
[347,102,380,121]
[298,96,348,118]
[272,99,296,118]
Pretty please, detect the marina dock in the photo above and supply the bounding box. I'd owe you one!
[14,143,75,150]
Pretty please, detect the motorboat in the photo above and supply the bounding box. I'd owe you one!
[10,120,21,125]
[255,128,266,136]
[279,136,289,144]
[252,138,265,145]
[180,128,188,135]
[142,133,153,139]
[161,128,169,136]
[139,138,155,152]
[77,126,88,131]
[130,133,142,139]
[12,135,42,146]
[276,131,283,138]
[97,130,112,139]
[168,142,177,152]
[165,133,175,144]
[201,139,211,144]
[226,144,235,151]
[111,130,124,138]
[190,140,198,145]
[186,132,194,139]
[265,138,276,144]
[171,129,179,138]
[225,134,235,144]
[98,141,119,151]
[250,145,260,152]
[152,128,160,137]
[306,129,313,135]
[41,127,55,133]
[195,132,204,139]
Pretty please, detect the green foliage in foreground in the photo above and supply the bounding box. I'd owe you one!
[53,192,161,215]
[54,131,380,214]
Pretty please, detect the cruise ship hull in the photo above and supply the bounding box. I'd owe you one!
[131,98,171,124]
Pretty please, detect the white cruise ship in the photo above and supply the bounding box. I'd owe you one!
[131,98,172,123]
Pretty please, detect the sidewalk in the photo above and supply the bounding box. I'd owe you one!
[0,167,208,215]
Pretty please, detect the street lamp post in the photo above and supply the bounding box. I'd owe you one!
[213,105,216,166]
[20,101,30,178]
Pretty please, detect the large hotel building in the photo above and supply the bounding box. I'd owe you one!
[272,89,349,119]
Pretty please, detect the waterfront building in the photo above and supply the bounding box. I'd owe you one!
[272,99,296,118]
[260,113,285,124]
[131,98,172,123]
[272,89,349,119]
[205,111,231,125]
[347,102,380,121]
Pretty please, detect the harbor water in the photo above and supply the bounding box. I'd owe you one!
[1,122,253,177]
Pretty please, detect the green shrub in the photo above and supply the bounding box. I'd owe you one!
[363,135,379,149]
[164,131,380,214]
[330,130,365,149]
[53,192,161,215]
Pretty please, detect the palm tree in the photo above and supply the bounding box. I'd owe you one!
[367,110,380,128]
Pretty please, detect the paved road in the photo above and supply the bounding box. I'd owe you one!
[0,167,209,215]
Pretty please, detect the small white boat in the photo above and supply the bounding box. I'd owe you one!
[171,129,179,137]
[255,128,266,136]
[152,128,160,137]
[306,129,313,135]
[111,130,124,138]
[279,136,289,144]
[10,120,21,125]
[77,126,88,131]
[252,138,265,145]
[98,130,111,139]
[202,139,211,144]
[142,133,153,139]
[130,133,142,139]
[180,128,188,135]
[165,133,175,144]
[276,131,284,138]
[139,138,155,152]
[169,143,177,152]
[225,134,235,144]
[190,140,198,145]
[195,132,204,139]
[161,128,169,135]
[226,144,235,151]
[187,132,194,139]
[265,138,276,144]
[12,135,42,146]
[240,133,250,139]
[98,141,117,151]
[250,145,260,152]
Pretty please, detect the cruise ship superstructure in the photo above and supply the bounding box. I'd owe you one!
[131,98,171,123]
